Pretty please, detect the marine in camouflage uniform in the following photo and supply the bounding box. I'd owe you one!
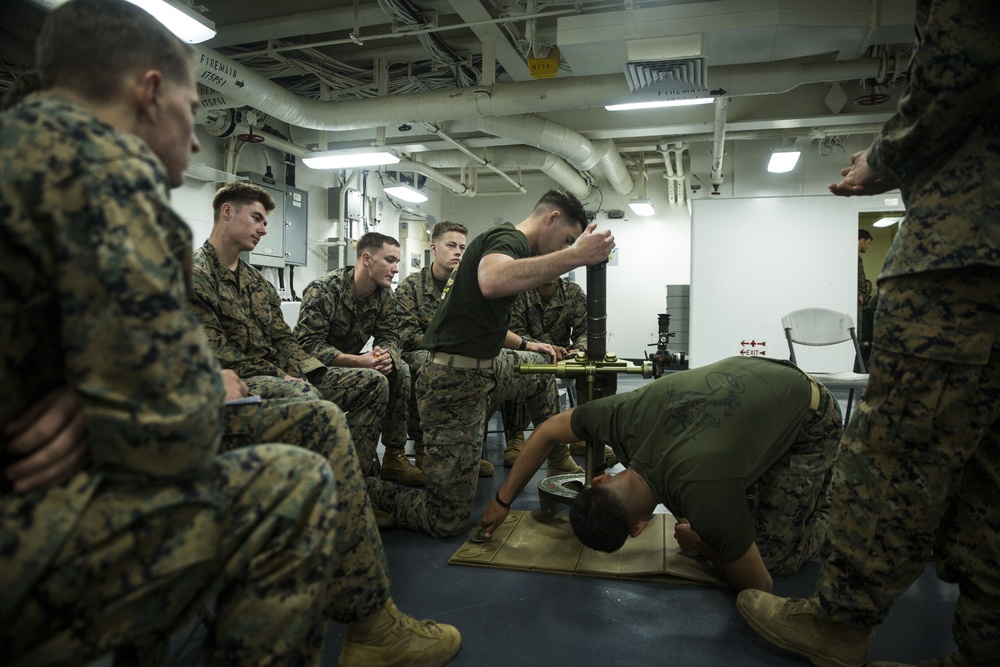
[737,1,1000,664]
[190,240,388,473]
[501,277,589,444]
[0,92,388,665]
[395,263,447,453]
[297,258,416,482]
[366,196,611,538]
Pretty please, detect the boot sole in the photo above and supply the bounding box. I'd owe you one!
[736,597,864,667]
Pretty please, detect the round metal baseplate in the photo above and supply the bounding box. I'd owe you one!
[536,473,586,518]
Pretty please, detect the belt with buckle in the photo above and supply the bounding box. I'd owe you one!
[428,351,493,369]
[804,375,823,424]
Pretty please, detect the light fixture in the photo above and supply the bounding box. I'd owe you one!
[628,199,655,216]
[873,215,902,228]
[384,184,427,203]
[125,0,216,43]
[767,149,801,173]
[606,97,715,112]
[302,148,400,170]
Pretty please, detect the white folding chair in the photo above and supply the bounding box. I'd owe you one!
[781,308,869,423]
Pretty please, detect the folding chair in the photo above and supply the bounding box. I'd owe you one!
[781,308,869,424]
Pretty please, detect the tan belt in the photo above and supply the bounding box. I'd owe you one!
[428,351,493,369]
[803,375,822,424]
[808,376,821,412]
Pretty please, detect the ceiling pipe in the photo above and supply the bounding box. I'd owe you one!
[192,47,882,132]
[198,111,471,197]
[201,110,312,156]
[423,122,526,193]
[395,160,472,197]
[420,148,592,199]
[710,97,729,192]
[451,116,633,195]
[657,142,687,207]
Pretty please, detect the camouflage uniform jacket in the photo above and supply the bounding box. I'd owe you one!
[867,0,1000,281]
[190,240,324,380]
[510,278,588,352]
[297,266,402,367]
[394,265,445,353]
[0,93,225,613]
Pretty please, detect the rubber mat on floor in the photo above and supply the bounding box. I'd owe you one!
[448,510,725,587]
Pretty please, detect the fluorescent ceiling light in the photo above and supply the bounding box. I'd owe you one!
[126,0,216,43]
[384,184,428,203]
[302,149,400,170]
[606,97,714,112]
[628,199,655,216]
[767,150,801,173]
[873,215,902,228]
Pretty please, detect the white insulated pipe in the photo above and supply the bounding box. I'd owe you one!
[421,148,591,199]
[710,97,729,189]
[193,47,881,132]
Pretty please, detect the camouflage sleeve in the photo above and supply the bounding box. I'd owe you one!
[867,0,1000,183]
[65,164,224,479]
[263,278,324,378]
[296,279,342,361]
[373,292,402,366]
[188,267,286,379]
[566,283,588,352]
[394,277,423,353]
[509,292,533,341]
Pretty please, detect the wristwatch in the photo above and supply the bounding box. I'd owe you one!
[518,337,527,351]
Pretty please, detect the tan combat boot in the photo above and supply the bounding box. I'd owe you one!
[737,590,871,667]
[569,441,619,467]
[478,459,494,477]
[546,445,584,477]
[380,446,425,487]
[502,431,525,468]
[339,598,461,667]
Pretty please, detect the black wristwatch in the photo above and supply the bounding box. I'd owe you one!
[518,337,527,351]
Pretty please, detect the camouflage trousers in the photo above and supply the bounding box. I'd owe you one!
[402,350,430,444]
[245,364,395,475]
[369,350,560,537]
[816,267,1000,662]
[752,383,843,575]
[4,398,389,666]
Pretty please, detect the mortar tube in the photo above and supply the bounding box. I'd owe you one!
[586,261,608,363]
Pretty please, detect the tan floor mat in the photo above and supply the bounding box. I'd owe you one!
[449,510,725,587]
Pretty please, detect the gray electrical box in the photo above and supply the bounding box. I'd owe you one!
[284,186,308,266]
[237,171,284,269]
[327,186,362,221]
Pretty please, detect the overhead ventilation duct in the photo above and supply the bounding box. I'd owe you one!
[624,56,710,101]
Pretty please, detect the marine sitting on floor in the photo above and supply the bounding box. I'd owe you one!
[480,356,844,592]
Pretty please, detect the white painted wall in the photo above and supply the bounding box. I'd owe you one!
[688,194,892,372]
[169,128,903,364]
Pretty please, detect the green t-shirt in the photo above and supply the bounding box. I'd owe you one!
[570,356,811,564]
[421,222,529,358]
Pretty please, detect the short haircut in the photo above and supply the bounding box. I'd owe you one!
[357,232,400,258]
[569,485,631,553]
[36,0,194,102]
[212,182,276,222]
[533,188,588,232]
[858,229,873,241]
[2,72,41,111]
[431,221,468,243]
